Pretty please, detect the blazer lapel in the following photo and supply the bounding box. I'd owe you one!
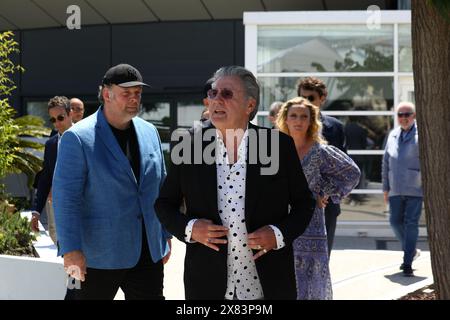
[245,123,260,228]
[95,109,137,185]
[133,117,149,186]
[201,123,219,220]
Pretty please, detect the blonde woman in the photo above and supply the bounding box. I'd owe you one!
[277,97,360,300]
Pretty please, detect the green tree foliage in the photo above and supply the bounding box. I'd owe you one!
[0,31,50,186]
[0,31,47,256]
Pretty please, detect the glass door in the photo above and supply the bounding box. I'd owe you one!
[139,93,204,167]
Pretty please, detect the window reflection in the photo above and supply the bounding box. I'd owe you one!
[177,101,204,128]
[340,154,383,190]
[258,25,394,73]
[341,194,388,221]
[336,115,394,151]
[139,102,171,143]
[259,77,394,112]
[27,101,51,127]
[398,24,412,72]
[256,115,272,129]
[340,193,426,226]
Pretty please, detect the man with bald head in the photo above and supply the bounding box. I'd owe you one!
[70,98,85,123]
[382,102,423,277]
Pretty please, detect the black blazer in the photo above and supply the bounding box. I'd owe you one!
[321,113,346,152]
[32,134,58,213]
[155,121,315,300]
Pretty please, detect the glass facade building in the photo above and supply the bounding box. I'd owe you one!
[245,11,423,236]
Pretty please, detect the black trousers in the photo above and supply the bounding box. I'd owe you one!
[65,227,164,300]
[325,202,341,256]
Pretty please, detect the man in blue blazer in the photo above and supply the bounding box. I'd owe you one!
[31,96,73,242]
[297,77,347,256]
[53,64,170,300]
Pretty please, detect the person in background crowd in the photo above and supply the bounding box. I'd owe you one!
[69,98,85,123]
[382,102,422,277]
[30,96,73,243]
[297,77,347,256]
[267,101,283,128]
[277,96,360,299]
[200,78,213,122]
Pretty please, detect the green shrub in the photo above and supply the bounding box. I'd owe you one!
[0,31,41,256]
[0,200,36,256]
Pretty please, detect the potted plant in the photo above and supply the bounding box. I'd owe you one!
[0,198,67,299]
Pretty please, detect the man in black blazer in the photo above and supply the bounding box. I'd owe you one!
[31,96,73,242]
[297,77,347,255]
[155,66,315,300]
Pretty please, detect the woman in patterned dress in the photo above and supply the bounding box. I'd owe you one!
[276,97,360,300]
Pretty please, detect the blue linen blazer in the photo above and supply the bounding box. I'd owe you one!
[53,107,169,269]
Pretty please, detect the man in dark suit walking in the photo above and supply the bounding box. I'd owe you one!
[155,66,315,300]
[31,96,73,242]
[297,77,347,255]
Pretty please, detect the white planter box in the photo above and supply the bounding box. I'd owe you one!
[0,212,67,300]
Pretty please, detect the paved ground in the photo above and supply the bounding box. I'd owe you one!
[115,236,433,300]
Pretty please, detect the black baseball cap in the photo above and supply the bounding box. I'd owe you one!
[102,63,150,87]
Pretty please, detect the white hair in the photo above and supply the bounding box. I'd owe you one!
[396,101,415,113]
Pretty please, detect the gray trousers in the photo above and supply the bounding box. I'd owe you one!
[44,200,57,244]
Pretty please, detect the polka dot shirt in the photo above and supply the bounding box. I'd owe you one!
[214,129,264,300]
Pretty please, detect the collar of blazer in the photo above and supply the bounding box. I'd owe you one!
[320,112,333,129]
[393,122,417,143]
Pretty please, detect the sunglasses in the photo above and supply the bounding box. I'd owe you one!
[49,114,66,123]
[397,112,413,118]
[207,88,234,100]
[301,95,317,103]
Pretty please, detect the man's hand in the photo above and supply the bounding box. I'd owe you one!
[317,195,329,208]
[248,226,277,260]
[64,250,87,282]
[162,239,172,265]
[191,219,228,251]
[30,212,40,232]
[47,190,52,203]
[383,191,389,205]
